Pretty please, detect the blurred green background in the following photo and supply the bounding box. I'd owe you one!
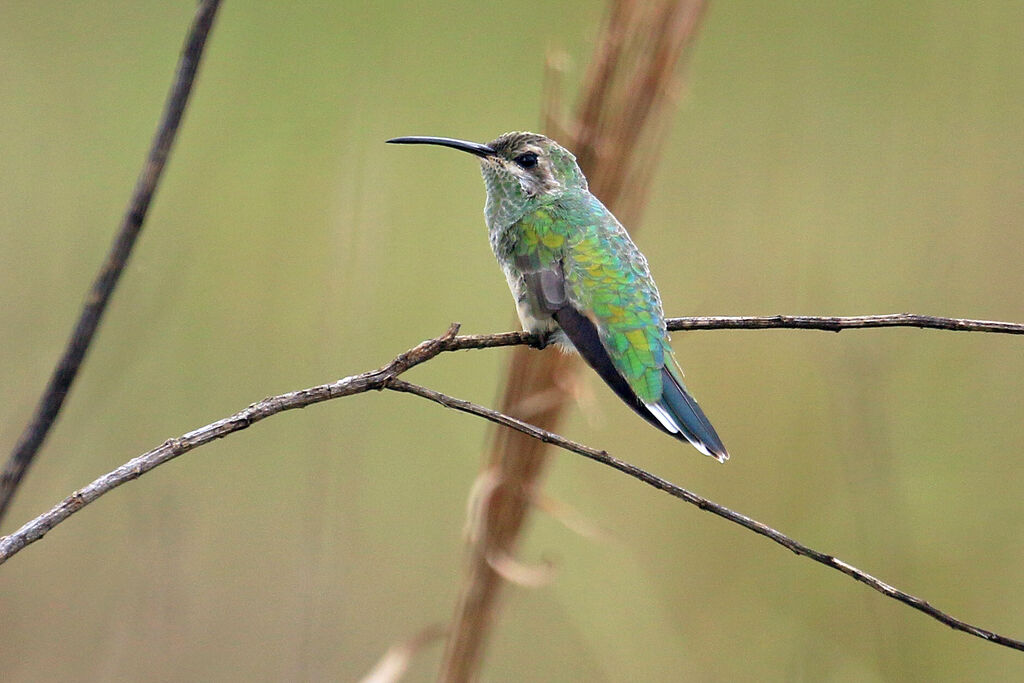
[2,2,1022,680]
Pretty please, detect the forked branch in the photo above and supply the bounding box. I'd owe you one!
[0,315,1021,653]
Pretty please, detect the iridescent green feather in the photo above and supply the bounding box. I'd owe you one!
[388,130,727,460]
[514,194,669,403]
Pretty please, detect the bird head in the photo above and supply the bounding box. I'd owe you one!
[387,132,587,228]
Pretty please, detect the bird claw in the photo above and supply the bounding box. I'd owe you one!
[533,331,553,349]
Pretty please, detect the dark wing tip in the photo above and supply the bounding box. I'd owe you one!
[658,366,729,461]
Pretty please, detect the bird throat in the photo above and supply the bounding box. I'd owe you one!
[480,161,534,233]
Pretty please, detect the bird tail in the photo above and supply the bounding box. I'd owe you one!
[646,360,729,462]
[552,305,728,461]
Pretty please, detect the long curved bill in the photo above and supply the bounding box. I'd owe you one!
[386,136,495,158]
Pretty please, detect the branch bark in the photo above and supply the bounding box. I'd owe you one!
[1,317,1022,654]
[387,378,1024,653]
[0,0,223,526]
[3,311,1013,559]
[666,313,1024,334]
[0,323,466,564]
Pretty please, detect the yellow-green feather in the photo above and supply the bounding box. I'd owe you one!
[514,195,669,403]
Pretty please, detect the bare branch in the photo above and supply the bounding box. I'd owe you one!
[1,318,1022,654]
[666,313,1024,335]
[386,378,1024,653]
[453,314,1024,351]
[2,313,1017,562]
[0,0,223,525]
[0,324,463,564]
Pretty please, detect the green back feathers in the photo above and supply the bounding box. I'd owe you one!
[515,195,670,403]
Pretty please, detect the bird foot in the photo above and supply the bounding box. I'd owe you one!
[532,330,554,349]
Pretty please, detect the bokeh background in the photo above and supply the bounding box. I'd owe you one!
[2,2,1022,680]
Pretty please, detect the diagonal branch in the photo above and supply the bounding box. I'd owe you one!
[0,318,1021,653]
[0,0,223,525]
[0,323,465,564]
[0,312,1018,561]
[386,378,1024,653]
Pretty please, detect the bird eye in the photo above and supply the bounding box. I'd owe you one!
[514,152,539,169]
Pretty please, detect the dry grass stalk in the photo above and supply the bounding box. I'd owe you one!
[439,2,709,680]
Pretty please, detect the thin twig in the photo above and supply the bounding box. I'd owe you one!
[8,309,1002,546]
[0,0,223,525]
[386,378,1024,653]
[0,324,463,564]
[452,314,1024,351]
[666,313,1024,334]
[0,320,1021,654]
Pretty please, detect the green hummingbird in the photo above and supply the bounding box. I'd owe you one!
[388,132,728,461]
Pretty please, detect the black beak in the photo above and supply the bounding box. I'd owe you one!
[386,136,495,158]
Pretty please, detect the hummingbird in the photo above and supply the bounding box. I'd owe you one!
[387,132,728,461]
